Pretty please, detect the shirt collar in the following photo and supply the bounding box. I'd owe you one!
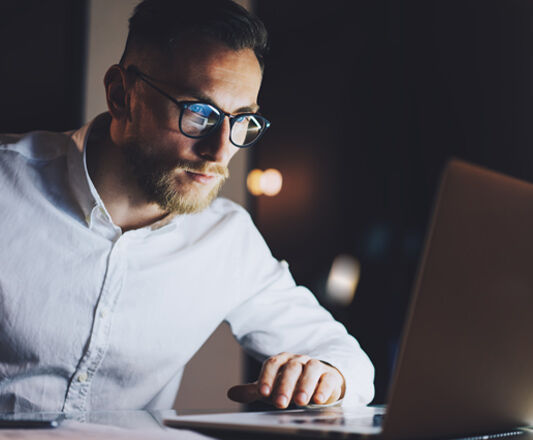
[67,113,107,224]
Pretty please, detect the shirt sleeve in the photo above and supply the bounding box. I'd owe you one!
[224,209,375,406]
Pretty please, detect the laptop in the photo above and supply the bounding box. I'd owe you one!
[164,159,533,439]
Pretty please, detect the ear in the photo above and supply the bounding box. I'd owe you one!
[104,64,130,120]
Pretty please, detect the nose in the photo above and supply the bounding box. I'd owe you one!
[194,117,235,164]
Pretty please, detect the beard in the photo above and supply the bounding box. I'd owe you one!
[122,138,229,215]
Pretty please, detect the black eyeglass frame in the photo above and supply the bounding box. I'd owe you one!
[125,65,270,148]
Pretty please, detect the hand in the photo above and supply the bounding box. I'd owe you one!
[227,352,346,409]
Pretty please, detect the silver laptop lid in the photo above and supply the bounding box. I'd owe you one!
[383,159,533,439]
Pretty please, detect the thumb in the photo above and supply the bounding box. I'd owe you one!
[227,382,261,403]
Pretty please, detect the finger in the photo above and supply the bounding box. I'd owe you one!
[271,359,304,409]
[227,383,260,403]
[257,352,292,398]
[312,371,343,405]
[293,359,325,406]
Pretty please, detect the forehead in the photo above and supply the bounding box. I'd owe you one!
[147,37,263,112]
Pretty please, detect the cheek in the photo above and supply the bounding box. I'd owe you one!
[130,91,180,135]
[129,103,189,149]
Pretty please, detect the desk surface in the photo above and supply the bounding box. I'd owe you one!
[0,410,223,440]
[1,410,533,440]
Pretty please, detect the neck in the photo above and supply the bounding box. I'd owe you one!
[86,118,170,231]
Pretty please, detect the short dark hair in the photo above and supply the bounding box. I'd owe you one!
[120,0,268,69]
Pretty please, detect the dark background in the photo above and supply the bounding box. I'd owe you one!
[3,0,533,404]
[0,1,86,133]
[250,0,533,403]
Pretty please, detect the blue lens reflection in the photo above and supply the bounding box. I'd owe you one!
[189,103,215,117]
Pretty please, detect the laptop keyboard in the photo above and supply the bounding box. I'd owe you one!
[276,412,384,428]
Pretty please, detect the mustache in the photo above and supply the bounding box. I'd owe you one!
[172,159,229,179]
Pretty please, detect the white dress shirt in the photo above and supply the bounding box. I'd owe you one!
[0,114,374,412]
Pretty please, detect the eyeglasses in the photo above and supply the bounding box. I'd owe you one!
[126,66,270,148]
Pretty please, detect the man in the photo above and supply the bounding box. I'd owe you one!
[0,0,374,413]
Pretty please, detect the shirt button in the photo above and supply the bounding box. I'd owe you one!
[99,308,108,318]
[77,372,88,383]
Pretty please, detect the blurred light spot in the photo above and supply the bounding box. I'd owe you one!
[247,169,263,196]
[260,168,283,196]
[326,254,361,306]
[247,168,283,196]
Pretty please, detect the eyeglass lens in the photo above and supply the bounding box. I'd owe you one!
[181,103,266,147]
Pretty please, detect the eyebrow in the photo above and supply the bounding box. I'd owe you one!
[176,88,260,114]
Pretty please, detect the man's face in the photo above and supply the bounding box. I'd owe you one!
[121,38,263,214]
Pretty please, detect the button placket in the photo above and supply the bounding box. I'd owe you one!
[62,238,128,412]
[77,372,88,383]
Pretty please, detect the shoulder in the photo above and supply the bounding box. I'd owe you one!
[179,197,257,243]
[206,197,251,219]
[197,197,254,226]
[0,130,74,162]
